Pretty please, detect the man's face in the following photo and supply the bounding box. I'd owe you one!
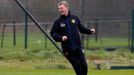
[58,4,68,16]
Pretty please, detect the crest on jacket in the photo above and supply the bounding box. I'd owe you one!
[71,19,76,24]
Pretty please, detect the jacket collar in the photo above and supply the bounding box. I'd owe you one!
[60,11,71,19]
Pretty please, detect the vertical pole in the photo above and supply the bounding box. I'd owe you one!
[131,10,134,53]
[25,12,28,49]
[80,0,85,47]
[86,23,90,49]
[1,24,6,48]
[13,21,16,46]
[95,19,98,42]
[128,21,131,49]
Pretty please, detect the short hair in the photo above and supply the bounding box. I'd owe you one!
[58,1,69,8]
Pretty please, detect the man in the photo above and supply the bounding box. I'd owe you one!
[50,1,95,75]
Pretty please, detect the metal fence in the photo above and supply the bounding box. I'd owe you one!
[1,0,134,22]
[85,20,131,49]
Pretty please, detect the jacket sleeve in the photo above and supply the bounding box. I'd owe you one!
[50,21,62,42]
[77,17,93,34]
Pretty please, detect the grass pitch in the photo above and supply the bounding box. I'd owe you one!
[0,69,134,75]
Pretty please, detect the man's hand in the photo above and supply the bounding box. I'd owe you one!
[62,36,68,41]
[90,29,95,34]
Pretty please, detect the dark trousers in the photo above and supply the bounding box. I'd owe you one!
[63,48,88,75]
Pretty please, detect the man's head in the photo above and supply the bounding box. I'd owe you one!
[58,1,69,16]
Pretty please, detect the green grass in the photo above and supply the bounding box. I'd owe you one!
[0,48,134,70]
[85,37,128,49]
[0,69,73,75]
[0,32,134,70]
[0,69,134,75]
[1,33,129,49]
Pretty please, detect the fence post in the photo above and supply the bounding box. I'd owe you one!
[25,12,28,49]
[1,24,6,48]
[131,10,134,53]
[95,19,98,42]
[13,21,16,46]
[86,23,90,49]
[80,0,85,47]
